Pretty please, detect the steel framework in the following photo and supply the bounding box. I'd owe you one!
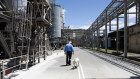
[0,0,51,58]
[88,0,140,57]
[0,0,52,78]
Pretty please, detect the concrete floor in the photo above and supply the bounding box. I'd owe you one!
[13,47,139,79]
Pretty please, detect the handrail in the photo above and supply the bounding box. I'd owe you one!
[0,54,28,79]
[0,50,50,79]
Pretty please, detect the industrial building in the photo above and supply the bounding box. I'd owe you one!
[61,29,86,47]
[129,24,140,53]
[108,24,140,53]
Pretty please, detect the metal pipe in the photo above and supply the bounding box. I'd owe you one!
[38,52,40,63]
[44,34,47,60]
[105,10,108,53]
[124,0,128,58]
[33,50,35,65]
[26,39,31,70]
[2,61,5,79]
[38,32,41,63]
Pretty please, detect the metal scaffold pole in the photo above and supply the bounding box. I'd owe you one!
[124,0,128,58]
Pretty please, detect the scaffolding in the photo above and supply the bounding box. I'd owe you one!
[0,0,52,78]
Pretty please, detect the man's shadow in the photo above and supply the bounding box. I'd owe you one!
[60,65,68,67]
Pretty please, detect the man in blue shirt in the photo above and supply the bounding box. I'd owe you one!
[64,41,74,65]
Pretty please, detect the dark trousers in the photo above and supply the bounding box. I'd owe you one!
[66,51,72,65]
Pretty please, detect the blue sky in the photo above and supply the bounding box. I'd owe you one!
[55,0,112,29]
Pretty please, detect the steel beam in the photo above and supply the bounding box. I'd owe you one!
[124,0,127,58]
[94,31,95,49]
[136,2,138,24]
[105,10,108,53]
[109,19,111,31]
[116,16,119,53]
[138,2,140,24]
[90,0,136,32]
[97,19,100,50]
[91,25,94,48]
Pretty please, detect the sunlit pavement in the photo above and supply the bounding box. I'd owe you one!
[13,47,138,79]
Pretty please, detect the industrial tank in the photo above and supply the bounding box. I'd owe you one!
[49,4,64,38]
[52,4,62,37]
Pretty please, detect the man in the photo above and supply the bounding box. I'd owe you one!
[64,41,74,65]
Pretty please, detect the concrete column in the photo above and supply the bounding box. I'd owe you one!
[105,10,108,53]
[124,0,128,58]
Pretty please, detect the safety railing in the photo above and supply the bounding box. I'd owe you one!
[0,55,27,79]
[0,51,49,79]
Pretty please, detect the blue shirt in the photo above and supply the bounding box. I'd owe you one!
[64,44,74,53]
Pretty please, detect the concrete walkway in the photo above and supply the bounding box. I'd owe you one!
[13,47,138,79]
